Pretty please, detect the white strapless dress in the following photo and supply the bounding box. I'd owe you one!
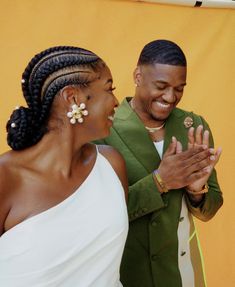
[0,148,128,287]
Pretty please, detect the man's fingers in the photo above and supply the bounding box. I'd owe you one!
[176,141,182,154]
[186,168,211,185]
[202,130,209,147]
[175,144,207,161]
[188,126,209,150]
[187,157,211,173]
[188,127,194,149]
[211,147,222,167]
[195,125,203,145]
[216,147,222,158]
[184,147,222,180]
[164,136,177,157]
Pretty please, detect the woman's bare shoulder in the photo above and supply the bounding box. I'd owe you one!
[97,144,124,163]
[97,144,128,200]
[0,151,14,185]
[0,151,15,235]
[0,150,22,197]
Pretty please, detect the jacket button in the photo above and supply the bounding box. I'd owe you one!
[181,251,186,256]
[142,207,148,212]
[179,217,184,222]
[151,221,157,227]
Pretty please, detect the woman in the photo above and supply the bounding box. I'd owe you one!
[0,46,128,286]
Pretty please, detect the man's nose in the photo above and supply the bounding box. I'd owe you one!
[162,87,176,103]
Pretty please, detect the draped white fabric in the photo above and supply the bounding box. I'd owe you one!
[134,0,235,8]
[0,150,128,287]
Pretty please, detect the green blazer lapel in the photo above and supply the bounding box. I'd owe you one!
[114,98,161,173]
[163,108,192,153]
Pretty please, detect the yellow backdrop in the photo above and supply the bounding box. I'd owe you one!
[0,0,234,286]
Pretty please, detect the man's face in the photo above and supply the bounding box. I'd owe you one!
[134,63,187,121]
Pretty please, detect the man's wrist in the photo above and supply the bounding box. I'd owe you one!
[153,169,168,193]
[186,184,209,195]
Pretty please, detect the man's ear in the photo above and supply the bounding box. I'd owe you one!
[133,66,141,87]
[60,86,87,105]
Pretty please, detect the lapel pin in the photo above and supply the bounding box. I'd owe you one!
[184,116,194,128]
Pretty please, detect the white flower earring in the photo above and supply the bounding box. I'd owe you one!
[67,103,88,124]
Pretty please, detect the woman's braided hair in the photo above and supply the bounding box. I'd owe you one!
[6,46,104,150]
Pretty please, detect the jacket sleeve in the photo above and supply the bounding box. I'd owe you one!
[185,115,223,221]
[127,174,166,222]
[94,134,166,222]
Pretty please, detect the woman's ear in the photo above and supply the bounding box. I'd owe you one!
[60,86,77,105]
[60,86,87,105]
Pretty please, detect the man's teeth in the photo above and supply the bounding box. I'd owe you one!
[155,102,170,109]
[108,116,114,121]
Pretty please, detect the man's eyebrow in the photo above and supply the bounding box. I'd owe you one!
[153,80,187,86]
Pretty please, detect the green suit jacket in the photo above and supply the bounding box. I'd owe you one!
[96,98,223,287]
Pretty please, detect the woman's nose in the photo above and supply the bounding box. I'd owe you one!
[114,96,119,108]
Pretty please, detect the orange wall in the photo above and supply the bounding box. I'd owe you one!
[0,0,234,285]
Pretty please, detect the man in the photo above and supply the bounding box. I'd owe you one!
[96,40,223,287]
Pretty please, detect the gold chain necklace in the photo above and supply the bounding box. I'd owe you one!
[145,122,165,133]
[130,99,165,133]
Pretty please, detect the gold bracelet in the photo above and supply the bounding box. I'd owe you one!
[153,169,168,193]
[186,184,209,195]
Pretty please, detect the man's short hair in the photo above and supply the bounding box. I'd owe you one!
[137,39,187,67]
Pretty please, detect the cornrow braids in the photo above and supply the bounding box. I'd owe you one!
[7,46,104,150]
[137,39,187,67]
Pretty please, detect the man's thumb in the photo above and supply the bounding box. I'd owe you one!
[164,136,177,157]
